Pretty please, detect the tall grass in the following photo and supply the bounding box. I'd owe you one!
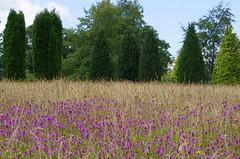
[0,80,239,158]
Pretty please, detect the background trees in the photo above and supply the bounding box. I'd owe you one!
[89,29,112,80]
[171,47,183,82]
[26,25,33,74]
[138,25,161,81]
[32,9,62,80]
[196,1,235,82]
[3,9,26,80]
[62,0,172,82]
[212,25,240,84]
[119,26,140,81]
[177,23,205,83]
[0,20,3,79]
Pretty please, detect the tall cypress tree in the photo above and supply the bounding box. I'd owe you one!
[18,11,26,79]
[119,26,140,81]
[138,25,161,81]
[33,9,62,79]
[3,9,26,80]
[177,23,205,83]
[89,29,112,81]
[212,25,240,84]
[51,10,63,77]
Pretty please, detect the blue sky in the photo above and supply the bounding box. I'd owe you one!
[1,0,240,57]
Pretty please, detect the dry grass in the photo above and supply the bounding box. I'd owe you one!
[0,79,240,107]
[0,80,239,158]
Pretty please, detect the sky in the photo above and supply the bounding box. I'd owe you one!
[0,0,240,57]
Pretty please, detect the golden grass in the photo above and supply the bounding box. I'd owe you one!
[0,80,240,158]
[0,79,239,108]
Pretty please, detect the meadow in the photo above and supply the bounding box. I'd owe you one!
[0,80,239,158]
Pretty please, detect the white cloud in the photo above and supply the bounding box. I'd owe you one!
[0,0,72,32]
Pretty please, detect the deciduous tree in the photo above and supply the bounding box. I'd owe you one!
[196,1,235,82]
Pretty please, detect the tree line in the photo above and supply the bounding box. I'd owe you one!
[0,0,239,84]
[61,0,172,82]
[171,1,240,84]
[1,9,62,80]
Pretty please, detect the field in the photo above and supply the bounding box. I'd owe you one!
[0,80,239,159]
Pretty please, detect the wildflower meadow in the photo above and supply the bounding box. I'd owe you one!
[0,80,239,158]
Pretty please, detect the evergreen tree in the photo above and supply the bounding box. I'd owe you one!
[171,47,183,81]
[3,9,26,80]
[196,2,235,82]
[18,11,26,79]
[119,26,140,81]
[33,9,62,79]
[212,25,240,84]
[178,23,205,83]
[51,10,63,77]
[0,20,3,79]
[89,29,112,81]
[138,25,161,81]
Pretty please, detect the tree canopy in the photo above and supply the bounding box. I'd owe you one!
[138,25,161,81]
[212,25,240,84]
[196,1,235,82]
[3,9,26,80]
[32,9,62,80]
[119,25,140,81]
[177,23,205,83]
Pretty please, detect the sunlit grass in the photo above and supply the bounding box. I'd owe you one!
[0,80,239,158]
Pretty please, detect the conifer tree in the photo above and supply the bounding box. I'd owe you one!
[177,23,205,83]
[89,29,112,80]
[138,25,161,81]
[33,9,62,79]
[51,10,63,77]
[171,47,183,81]
[212,25,240,84]
[119,26,140,81]
[3,9,26,79]
[18,11,26,79]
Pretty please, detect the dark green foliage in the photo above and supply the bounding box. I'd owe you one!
[62,28,91,80]
[32,9,62,80]
[26,50,33,73]
[89,29,112,81]
[158,39,172,77]
[18,11,26,79]
[62,28,76,59]
[61,0,171,81]
[138,25,161,81]
[3,9,26,80]
[196,1,235,82]
[119,26,140,81]
[212,25,240,84]
[48,26,58,79]
[0,21,3,79]
[26,25,33,73]
[68,0,145,81]
[51,10,63,77]
[178,23,205,83]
